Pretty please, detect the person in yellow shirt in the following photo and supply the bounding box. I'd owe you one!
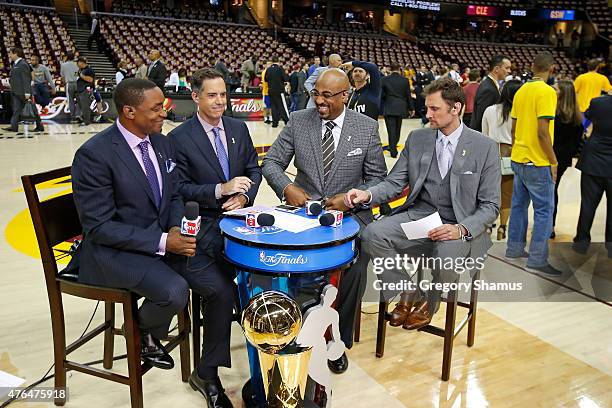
[261,60,272,124]
[506,52,562,276]
[574,59,612,129]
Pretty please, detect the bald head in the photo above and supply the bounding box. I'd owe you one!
[313,68,349,120]
[317,68,350,90]
[328,54,342,68]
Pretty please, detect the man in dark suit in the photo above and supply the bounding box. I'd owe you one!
[147,49,168,92]
[71,78,196,370]
[381,62,414,158]
[3,47,43,132]
[168,68,262,408]
[262,68,386,374]
[414,64,434,126]
[470,55,511,131]
[263,54,289,127]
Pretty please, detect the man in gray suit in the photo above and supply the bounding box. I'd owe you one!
[346,77,500,330]
[3,47,43,132]
[262,68,386,374]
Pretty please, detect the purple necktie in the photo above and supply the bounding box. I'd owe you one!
[212,127,230,181]
[138,140,161,208]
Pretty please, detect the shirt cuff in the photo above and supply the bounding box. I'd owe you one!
[157,232,168,256]
[281,183,293,201]
[240,193,250,205]
[459,224,473,241]
[215,183,222,199]
[364,190,374,205]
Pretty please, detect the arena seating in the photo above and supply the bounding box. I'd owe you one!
[285,16,378,34]
[100,16,302,77]
[0,5,76,85]
[110,0,233,23]
[586,0,611,40]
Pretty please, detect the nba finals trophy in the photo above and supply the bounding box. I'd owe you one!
[242,291,314,408]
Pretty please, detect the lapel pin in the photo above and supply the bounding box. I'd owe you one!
[462,149,466,156]
[232,137,236,144]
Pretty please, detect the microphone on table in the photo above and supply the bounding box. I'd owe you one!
[305,200,323,216]
[319,210,343,227]
[245,212,275,228]
[180,201,201,237]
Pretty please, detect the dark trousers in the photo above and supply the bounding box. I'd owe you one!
[416,92,428,124]
[553,159,571,227]
[269,92,289,125]
[575,173,612,252]
[384,115,402,156]
[77,91,92,124]
[33,82,51,108]
[87,32,102,50]
[10,94,42,130]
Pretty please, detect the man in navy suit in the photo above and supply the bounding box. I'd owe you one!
[168,68,261,408]
[71,79,197,369]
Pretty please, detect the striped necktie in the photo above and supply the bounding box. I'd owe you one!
[212,127,230,180]
[322,121,336,183]
[138,141,161,208]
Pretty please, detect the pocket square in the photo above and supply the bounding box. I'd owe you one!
[347,148,363,157]
[462,170,474,175]
[165,159,176,173]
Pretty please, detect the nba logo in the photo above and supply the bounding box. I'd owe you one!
[245,213,258,228]
[328,210,343,227]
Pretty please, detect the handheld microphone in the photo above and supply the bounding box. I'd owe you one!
[181,201,201,237]
[319,210,343,227]
[305,200,323,216]
[245,212,275,228]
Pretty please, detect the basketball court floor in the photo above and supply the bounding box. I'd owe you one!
[1,118,610,407]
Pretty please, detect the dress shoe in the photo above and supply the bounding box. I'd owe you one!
[389,291,417,327]
[327,352,348,374]
[188,371,233,408]
[403,301,432,330]
[2,127,18,132]
[140,332,174,370]
[32,127,44,132]
[526,264,562,276]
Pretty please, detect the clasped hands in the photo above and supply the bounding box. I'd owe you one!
[221,176,253,211]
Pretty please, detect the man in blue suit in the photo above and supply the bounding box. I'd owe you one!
[71,78,196,370]
[168,68,261,408]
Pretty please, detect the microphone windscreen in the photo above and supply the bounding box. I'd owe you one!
[319,213,335,226]
[257,213,275,227]
[185,201,199,220]
[309,202,323,216]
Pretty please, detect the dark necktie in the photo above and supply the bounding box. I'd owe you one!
[322,121,336,183]
[138,141,161,208]
[212,127,230,180]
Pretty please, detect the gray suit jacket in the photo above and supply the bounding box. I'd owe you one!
[369,126,500,256]
[262,108,387,224]
[9,59,33,98]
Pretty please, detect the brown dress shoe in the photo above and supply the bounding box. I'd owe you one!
[388,291,417,327]
[403,301,432,330]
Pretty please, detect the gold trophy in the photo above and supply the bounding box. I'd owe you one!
[242,291,313,408]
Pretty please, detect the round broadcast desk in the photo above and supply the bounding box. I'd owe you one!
[220,209,360,407]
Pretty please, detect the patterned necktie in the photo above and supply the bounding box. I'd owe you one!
[322,121,336,183]
[437,137,453,179]
[138,141,161,208]
[212,127,230,180]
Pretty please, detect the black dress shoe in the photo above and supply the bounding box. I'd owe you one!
[188,372,233,408]
[140,332,174,370]
[2,127,18,132]
[327,352,348,374]
[32,127,44,132]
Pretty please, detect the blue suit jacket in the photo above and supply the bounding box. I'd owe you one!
[71,124,184,288]
[168,115,261,269]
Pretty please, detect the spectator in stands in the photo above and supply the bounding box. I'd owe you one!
[556,29,564,49]
[381,62,413,158]
[304,53,343,108]
[506,52,561,276]
[3,47,44,133]
[415,64,435,126]
[177,68,188,88]
[87,13,102,51]
[307,56,321,78]
[314,36,324,59]
[214,57,233,116]
[460,67,470,85]
[76,57,95,126]
[60,51,80,122]
[147,49,167,93]
[165,70,181,90]
[448,64,462,84]
[470,55,511,132]
[289,63,307,113]
[343,60,381,120]
[240,56,257,91]
[462,69,480,126]
[134,57,147,79]
[551,79,583,239]
[30,55,55,108]
[574,58,612,130]
[573,93,612,257]
[115,61,128,85]
[482,80,522,241]
[263,55,289,128]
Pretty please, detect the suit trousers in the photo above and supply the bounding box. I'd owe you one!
[384,115,402,156]
[66,82,78,119]
[77,91,92,125]
[362,211,471,315]
[10,94,42,130]
[575,173,612,253]
[269,92,289,125]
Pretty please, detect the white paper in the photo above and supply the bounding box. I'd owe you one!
[400,212,443,240]
[270,210,320,233]
[223,205,276,216]
[0,370,25,397]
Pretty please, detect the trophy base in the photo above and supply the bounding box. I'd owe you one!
[242,379,319,408]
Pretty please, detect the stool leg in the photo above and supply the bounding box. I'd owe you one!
[468,270,480,347]
[441,291,457,381]
[354,302,362,343]
[192,293,201,371]
[375,299,388,358]
[123,294,143,408]
[178,302,191,382]
[103,302,115,369]
[49,287,67,406]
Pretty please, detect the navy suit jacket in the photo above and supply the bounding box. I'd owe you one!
[168,115,262,269]
[71,124,184,288]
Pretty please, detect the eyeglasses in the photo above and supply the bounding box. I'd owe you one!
[309,89,347,99]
